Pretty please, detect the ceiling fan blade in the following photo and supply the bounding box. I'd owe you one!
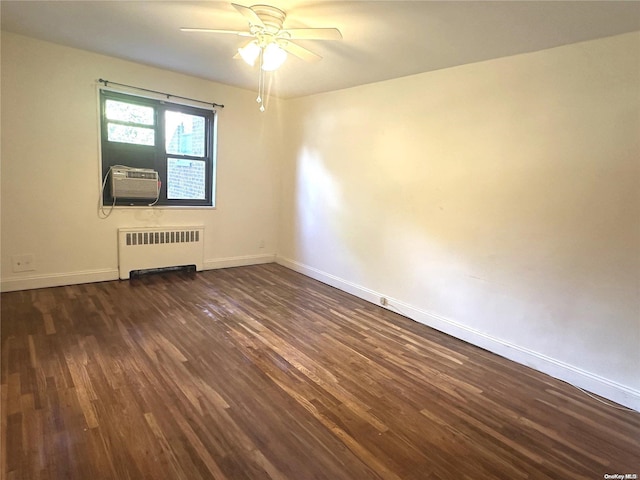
[232,3,266,28]
[282,41,322,63]
[180,27,253,37]
[281,28,342,41]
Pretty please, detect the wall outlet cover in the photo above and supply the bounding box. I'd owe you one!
[12,254,36,272]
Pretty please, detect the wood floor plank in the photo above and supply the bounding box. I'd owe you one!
[2,264,639,479]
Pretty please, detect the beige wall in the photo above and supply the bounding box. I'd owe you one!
[278,32,640,407]
[1,31,281,289]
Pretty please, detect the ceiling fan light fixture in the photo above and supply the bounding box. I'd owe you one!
[238,41,261,66]
[184,3,342,110]
[261,42,287,71]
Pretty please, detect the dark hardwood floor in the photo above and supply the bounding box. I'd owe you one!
[2,264,638,479]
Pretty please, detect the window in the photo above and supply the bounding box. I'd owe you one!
[100,90,217,207]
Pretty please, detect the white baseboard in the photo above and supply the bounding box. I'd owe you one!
[276,256,640,412]
[0,254,276,293]
[204,253,276,271]
[1,268,120,292]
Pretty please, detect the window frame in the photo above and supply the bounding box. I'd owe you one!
[99,89,217,208]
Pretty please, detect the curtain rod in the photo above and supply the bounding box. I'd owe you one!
[98,78,225,109]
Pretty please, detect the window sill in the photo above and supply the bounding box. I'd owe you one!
[105,205,217,210]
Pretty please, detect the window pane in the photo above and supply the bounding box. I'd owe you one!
[165,111,205,157]
[167,158,206,200]
[107,123,155,146]
[105,99,154,125]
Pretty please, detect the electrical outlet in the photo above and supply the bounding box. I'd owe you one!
[259,240,265,249]
[380,297,388,306]
[12,254,36,272]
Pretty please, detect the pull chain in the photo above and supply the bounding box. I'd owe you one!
[255,49,265,112]
[259,69,265,112]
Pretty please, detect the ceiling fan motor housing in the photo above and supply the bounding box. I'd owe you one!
[251,5,286,33]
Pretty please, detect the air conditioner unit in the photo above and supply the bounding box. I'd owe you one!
[110,167,159,199]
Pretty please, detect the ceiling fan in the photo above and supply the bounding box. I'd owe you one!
[181,3,342,110]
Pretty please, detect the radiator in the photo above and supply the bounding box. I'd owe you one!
[117,226,204,279]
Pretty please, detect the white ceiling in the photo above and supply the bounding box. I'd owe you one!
[2,1,639,99]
